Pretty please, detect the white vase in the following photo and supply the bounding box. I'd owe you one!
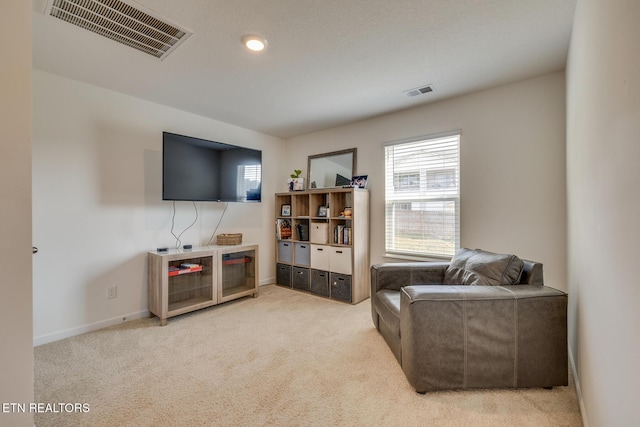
[288,178,305,191]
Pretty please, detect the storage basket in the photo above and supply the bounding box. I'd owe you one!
[217,233,243,245]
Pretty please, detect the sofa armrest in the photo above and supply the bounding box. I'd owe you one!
[370,262,449,293]
[520,260,544,285]
[370,262,449,330]
[399,284,568,392]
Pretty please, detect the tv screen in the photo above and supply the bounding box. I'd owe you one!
[162,132,262,202]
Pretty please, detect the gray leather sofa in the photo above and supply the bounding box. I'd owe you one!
[371,248,568,393]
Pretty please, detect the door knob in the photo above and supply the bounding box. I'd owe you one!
[32,247,38,254]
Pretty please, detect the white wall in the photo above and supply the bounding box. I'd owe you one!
[32,70,285,344]
[32,69,568,349]
[0,1,34,426]
[566,0,640,425]
[287,72,567,290]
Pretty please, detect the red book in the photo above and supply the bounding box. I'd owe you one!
[168,265,202,276]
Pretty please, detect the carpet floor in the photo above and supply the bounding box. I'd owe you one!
[34,285,583,426]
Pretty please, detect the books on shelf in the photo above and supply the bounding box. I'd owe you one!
[276,219,292,240]
[334,226,352,245]
[168,264,203,276]
[221,256,251,266]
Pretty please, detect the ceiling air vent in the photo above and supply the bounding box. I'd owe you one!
[44,0,192,60]
[404,84,434,98]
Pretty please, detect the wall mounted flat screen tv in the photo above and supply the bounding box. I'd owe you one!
[163,132,262,202]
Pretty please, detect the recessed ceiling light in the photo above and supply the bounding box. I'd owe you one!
[242,35,267,52]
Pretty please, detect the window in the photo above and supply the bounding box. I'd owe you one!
[393,172,420,191]
[384,132,460,258]
[237,164,261,200]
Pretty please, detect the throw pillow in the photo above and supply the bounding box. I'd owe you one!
[444,248,524,286]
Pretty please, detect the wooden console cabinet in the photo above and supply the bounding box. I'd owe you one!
[275,188,369,304]
[148,244,258,325]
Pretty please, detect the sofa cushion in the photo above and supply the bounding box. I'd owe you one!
[444,248,524,286]
[374,289,401,338]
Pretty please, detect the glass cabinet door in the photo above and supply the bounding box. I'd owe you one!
[220,249,256,298]
[167,255,214,312]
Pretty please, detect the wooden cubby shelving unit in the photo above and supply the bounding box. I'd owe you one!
[275,188,369,304]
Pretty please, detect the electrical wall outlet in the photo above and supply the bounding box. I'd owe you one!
[106,286,117,299]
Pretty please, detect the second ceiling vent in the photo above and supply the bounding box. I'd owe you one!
[44,0,192,60]
[404,84,434,98]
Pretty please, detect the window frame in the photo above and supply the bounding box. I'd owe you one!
[383,131,461,259]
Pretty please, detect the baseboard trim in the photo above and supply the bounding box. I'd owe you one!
[260,277,275,286]
[568,345,589,427]
[35,282,275,346]
[33,309,150,347]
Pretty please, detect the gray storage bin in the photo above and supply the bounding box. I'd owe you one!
[276,263,292,288]
[294,243,311,266]
[292,266,310,292]
[311,269,329,297]
[278,241,293,263]
[330,272,352,303]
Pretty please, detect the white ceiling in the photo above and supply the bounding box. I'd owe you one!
[31,0,577,139]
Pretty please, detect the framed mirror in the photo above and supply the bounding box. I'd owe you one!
[307,148,357,189]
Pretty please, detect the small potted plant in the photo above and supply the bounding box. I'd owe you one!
[288,169,305,191]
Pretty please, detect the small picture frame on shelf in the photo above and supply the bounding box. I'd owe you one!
[281,204,291,217]
[351,175,368,189]
[317,205,328,217]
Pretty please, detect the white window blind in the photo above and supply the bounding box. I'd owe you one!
[384,132,460,258]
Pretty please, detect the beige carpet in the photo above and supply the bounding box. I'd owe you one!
[34,285,583,427]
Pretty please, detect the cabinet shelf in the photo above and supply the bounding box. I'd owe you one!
[222,257,251,266]
[222,284,256,299]
[168,266,203,276]
[168,296,212,313]
[168,282,211,297]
